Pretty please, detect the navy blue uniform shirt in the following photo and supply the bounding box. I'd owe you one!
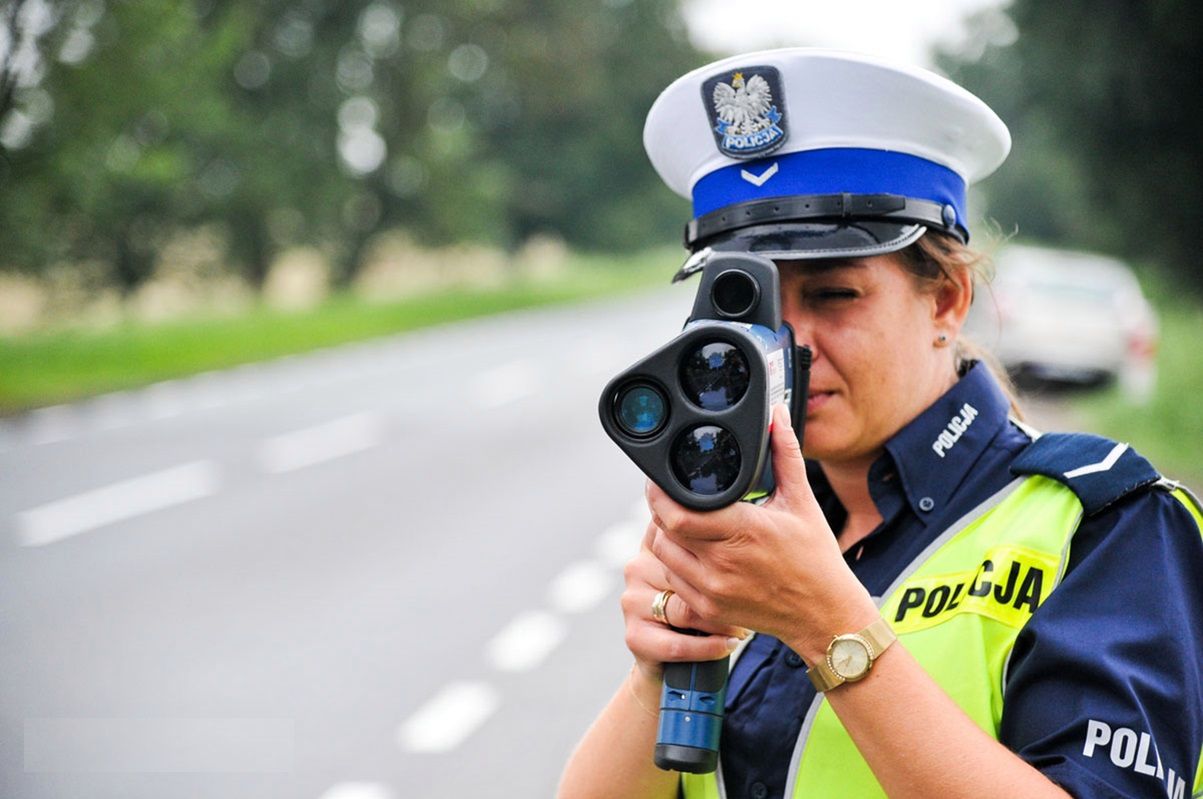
[719,363,1203,799]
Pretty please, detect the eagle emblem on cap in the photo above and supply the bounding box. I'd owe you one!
[703,66,787,159]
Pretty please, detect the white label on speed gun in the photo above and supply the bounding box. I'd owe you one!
[767,349,786,408]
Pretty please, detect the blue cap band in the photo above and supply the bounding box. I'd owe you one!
[691,148,967,228]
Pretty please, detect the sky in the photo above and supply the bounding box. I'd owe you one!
[682,0,1011,69]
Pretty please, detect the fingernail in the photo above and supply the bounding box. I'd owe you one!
[727,637,742,651]
[770,403,785,433]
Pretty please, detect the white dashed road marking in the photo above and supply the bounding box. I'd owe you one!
[318,782,395,799]
[547,560,614,614]
[398,504,645,756]
[396,681,500,754]
[15,460,221,547]
[595,521,645,568]
[485,610,569,672]
[259,413,383,474]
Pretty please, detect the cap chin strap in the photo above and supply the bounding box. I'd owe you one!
[684,192,963,250]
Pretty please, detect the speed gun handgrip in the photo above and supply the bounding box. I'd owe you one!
[653,655,729,773]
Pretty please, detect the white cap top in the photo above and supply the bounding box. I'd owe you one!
[644,48,1011,202]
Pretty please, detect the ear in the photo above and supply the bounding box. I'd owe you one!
[932,266,974,336]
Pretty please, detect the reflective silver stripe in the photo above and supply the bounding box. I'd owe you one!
[1158,477,1203,524]
[710,635,757,799]
[1008,415,1043,441]
[783,692,826,799]
[782,476,1030,799]
[877,477,1029,600]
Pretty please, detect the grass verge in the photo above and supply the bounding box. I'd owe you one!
[0,249,678,416]
[1074,294,1203,488]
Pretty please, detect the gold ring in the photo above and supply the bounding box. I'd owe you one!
[651,589,674,625]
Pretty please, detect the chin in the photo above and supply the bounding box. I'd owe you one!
[799,431,846,462]
[800,425,878,465]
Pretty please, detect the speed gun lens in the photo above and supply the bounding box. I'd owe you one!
[710,269,759,318]
[615,383,668,437]
[671,425,741,495]
[679,341,750,411]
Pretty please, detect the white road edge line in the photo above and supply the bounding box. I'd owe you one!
[15,460,221,547]
[473,360,539,409]
[259,412,383,474]
[397,681,500,754]
[27,404,78,446]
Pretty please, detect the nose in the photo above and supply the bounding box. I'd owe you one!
[795,337,818,369]
[781,305,818,361]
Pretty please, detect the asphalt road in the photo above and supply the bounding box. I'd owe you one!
[0,287,693,799]
[0,287,1082,799]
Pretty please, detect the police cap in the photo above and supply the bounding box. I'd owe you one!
[643,48,1011,264]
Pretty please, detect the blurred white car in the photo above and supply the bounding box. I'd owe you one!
[965,245,1158,402]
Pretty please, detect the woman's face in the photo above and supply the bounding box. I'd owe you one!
[778,254,961,467]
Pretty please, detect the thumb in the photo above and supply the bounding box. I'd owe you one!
[767,402,814,510]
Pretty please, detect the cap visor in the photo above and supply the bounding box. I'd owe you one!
[701,221,926,260]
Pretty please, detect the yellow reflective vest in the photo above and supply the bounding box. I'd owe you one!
[682,476,1203,799]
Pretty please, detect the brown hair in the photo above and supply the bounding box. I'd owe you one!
[895,232,1026,420]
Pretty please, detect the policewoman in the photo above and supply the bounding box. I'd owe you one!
[558,49,1203,798]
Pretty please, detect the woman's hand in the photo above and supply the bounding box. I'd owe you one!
[646,403,877,663]
[620,523,746,683]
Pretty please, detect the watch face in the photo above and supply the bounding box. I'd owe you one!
[828,636,871,680]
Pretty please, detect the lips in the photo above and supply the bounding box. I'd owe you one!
[806,390,835,413]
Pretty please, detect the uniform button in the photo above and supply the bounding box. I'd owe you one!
[784,650,804,668]
[918,496,935,512]
[750,781,769,799]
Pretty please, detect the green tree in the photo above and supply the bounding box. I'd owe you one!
[0,0,706,292]
[942,1,1203,289]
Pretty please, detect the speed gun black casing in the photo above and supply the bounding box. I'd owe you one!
[598,252,809,510]
[597,252,812,773]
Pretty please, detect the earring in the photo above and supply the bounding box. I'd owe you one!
[935,333,950,347]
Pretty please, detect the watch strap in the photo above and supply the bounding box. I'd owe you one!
[807,655,843,693]
[859,617,897,658]
[806,617,897,693]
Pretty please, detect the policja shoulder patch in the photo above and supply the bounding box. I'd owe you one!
[1010,432,1161,516]
[701,65,788,159]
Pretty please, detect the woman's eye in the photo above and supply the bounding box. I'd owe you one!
[807,288,858,302]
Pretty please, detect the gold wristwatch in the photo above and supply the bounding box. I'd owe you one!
[806,617,897,692]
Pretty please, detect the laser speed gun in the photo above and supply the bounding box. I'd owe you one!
[598,251,811,773]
